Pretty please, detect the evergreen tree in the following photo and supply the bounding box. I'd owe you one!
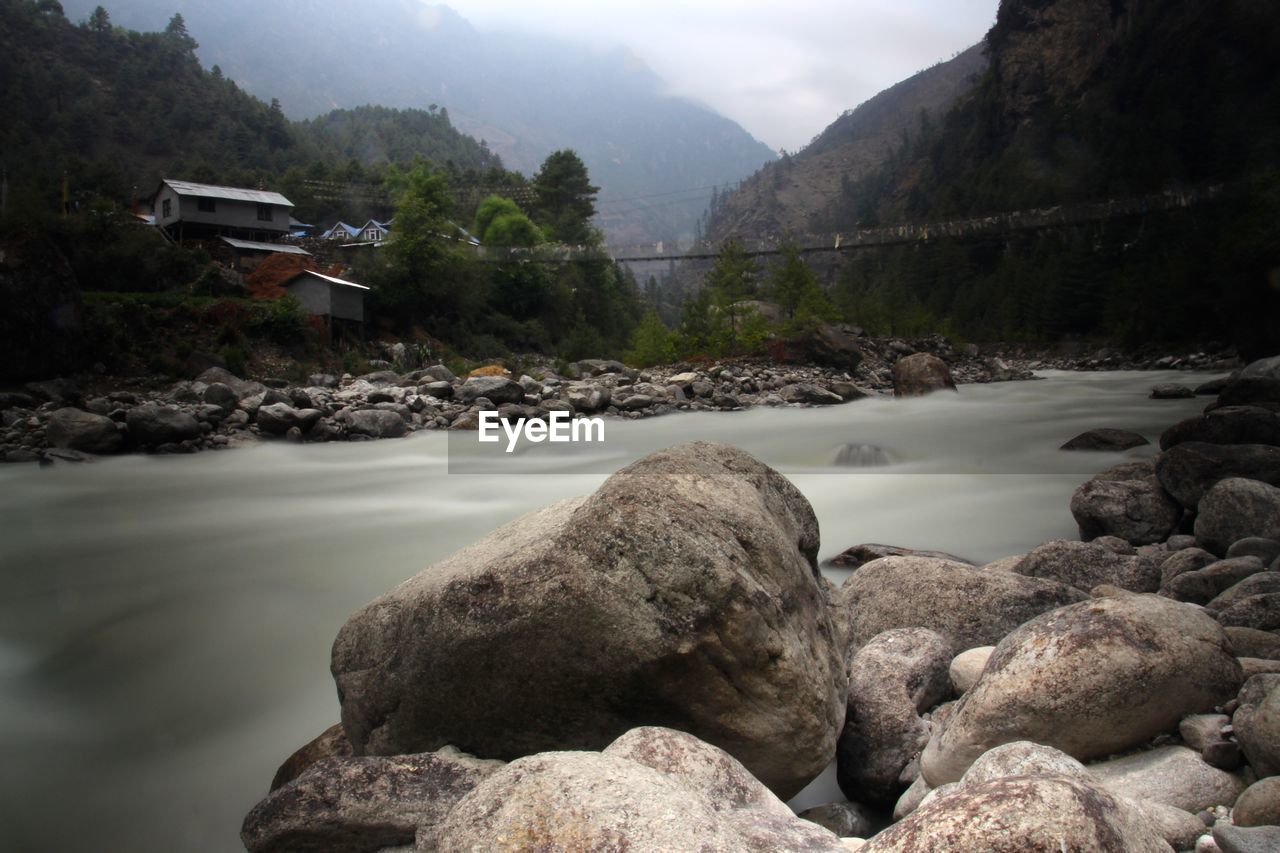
[704,238,759,352]
[767,242,835,329]
[86,5,109,32]
[164,12,197,51]
[532,149,598,244]
[624,309,675,367]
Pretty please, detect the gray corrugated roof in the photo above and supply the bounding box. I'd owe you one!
[219,236,311,255]
[285,270,370,291]
[165,179,293,207]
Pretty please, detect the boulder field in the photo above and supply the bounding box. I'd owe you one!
[243,355,1280,851]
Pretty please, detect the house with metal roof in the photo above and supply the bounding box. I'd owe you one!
[280,270,370,333]
[152,179,295,242]
[219,236,312,272]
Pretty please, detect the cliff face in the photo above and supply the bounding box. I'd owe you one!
[706,45,987,241]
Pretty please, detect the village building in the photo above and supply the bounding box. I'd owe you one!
[280,269,369,340]
[219,237,312,272]
[151,179,295,242]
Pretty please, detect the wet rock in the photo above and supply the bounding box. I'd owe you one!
[1089,745,1246,813]
[891,353,956,398]
[785,322,865,373]
[436,727,844,852]
[331,443,845,799]
[1152,383,1195,399]
[1070,476,1182,546]
[125,403,201,446]
[1232,776,1280,826]
[779,383,844,406]
[344,409,407,439]
[823,544,972,571]
[1162,548,1222,587]
[256,403,323,436]
[241,747,502,853]
[831,444,891,467]
[25,377,83,407]
[45,408,122,454]
[837,555,1086,653]
[455,376,524,405]
[860,775,1169,853]
[1233,674,1280,778]
[1060,428,1150,451]
[836,628,953,808]
[1225,627,1280,660]
[1195,478,1280,556]
[1161,406,1280,451]
[921,594,1243,785]
[1156,442,1280,510]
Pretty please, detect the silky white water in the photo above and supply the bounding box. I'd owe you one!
[0,370,1216,851]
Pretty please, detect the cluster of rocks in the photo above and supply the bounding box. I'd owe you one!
[239,354,1280,853]
[0,342,1010,462]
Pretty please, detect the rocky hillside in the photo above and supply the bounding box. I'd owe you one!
[706,45,986,241]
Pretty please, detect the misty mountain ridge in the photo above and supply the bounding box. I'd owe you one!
[59,0,778,243]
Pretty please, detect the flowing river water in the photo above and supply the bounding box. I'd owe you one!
[0,369,1218,851]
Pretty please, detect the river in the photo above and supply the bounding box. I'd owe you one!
[0,369,1215,851]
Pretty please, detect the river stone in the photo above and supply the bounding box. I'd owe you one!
[836,628,953,808]
[1217,593,1280,631]
[1166,558,1268,605]
[859,775,1169,853]
[331,442,845,799]
[824,543,974,571]
[959,741,1091,786]
[920,594,1243,786]
[1156,443,1280,510]
[1060,428,1150,451]
[1233,776,1280,826]
[1129,800,1209,851]
[435,728,844,853]
[1014,539,1161,593]
[1161,406,1280,451]
[837,555,1086,653]
[1228,538,1280,565]
[1225,627,1280,661]
[241,747,503,853]
[1219,378,1280,410]
[270,723,354,792]
[891,353,956,398]
[344,409,407,439]
[125,403,201,446]
[798,802,874,839]
[1162,548,1222,587]
[1204,572,1280,615]
[455,376,524,405]
[779,383,844,406]
[256,403,324,436]
[948,646,994,695]
[1088,745,1246,813]
[45,407,122,454]
[1071,476,1182,546]
[1196,478,1280,556]
[1234,674,1280,778]
[1152,383,1195,399]
[1214,824,1280,853]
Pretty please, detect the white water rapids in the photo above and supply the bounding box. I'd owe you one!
[0,370,1217,851]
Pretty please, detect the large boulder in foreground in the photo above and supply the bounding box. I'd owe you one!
[837,555,1087,653]
[330,442,846,799]
[860,775,1168,853]
[1070,476,1182,546]
[436,727,844,852]
[891,353,956,398]
[920,594,1242,785]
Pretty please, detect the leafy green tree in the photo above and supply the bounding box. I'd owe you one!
[474,195,544,246]
[532,150,598,244]
[624,309,675,367]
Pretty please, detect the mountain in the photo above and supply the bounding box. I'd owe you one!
[59,0,778,244]
[0,0,504,224]
[706,45,987,241]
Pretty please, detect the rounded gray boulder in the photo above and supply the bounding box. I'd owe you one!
[920,594,1242,785]
[1195,478,1280,556]
[330,442,846,799]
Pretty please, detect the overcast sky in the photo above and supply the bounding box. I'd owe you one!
[438,0,1000,152]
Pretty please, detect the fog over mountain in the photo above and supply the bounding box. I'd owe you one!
[60,0,781,243]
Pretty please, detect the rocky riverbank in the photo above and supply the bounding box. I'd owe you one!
[237,355,1280,852]
[0,332,1240,463]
